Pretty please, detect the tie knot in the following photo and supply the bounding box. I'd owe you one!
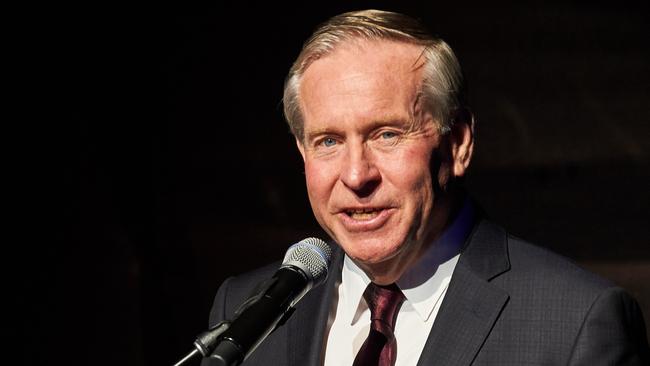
[363,283,405,333]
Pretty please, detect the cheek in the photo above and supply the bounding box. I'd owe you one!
[388,146,435,194]
[388,152,435,235]
[304,160,336,203]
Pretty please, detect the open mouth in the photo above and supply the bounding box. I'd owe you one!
[345,208,382,220]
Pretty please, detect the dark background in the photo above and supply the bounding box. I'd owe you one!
[32,1,650,365]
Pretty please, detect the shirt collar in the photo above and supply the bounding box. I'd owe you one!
[340,253,371,325]
[340,198,476,324]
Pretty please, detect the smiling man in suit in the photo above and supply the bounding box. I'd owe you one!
[203,9,648,365]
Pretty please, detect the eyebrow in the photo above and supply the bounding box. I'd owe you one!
[303,128,335,140]
[304,116,411,140]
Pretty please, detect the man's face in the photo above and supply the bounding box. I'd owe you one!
[296,40,456,283]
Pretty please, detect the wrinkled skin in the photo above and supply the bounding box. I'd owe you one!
[297,39,473,284]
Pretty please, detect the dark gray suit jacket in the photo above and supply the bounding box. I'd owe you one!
[202,220,649,365]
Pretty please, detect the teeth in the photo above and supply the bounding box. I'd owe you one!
[347,209,380,220]
[348,208,376,214]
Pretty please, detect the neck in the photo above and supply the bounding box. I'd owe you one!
[360,189,466,285]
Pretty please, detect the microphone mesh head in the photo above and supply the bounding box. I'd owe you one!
[282,237,332,285]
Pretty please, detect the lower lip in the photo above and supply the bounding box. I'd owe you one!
[337,208,395,233]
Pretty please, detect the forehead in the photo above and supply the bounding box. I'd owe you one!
[299,40,425,129]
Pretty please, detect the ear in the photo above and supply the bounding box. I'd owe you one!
[449,114,474,178]
[295,138,306,162]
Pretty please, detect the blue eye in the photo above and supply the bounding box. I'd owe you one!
[322,138,337,147]
[381,131,397,139]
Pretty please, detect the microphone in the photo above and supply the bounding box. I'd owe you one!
[174,237,332,366]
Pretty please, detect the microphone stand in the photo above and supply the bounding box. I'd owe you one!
[173,349,200,366]
[173,321,231,366]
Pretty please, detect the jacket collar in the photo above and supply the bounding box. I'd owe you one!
[416,219,511,365]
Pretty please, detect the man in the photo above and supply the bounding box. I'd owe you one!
[203,10,648,365]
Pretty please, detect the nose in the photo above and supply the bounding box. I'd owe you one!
[340,143,381,197]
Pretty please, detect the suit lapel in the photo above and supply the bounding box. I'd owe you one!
[287,245,344,366]
[417,220,511,366]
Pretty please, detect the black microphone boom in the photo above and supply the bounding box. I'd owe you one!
[174,237,332,366]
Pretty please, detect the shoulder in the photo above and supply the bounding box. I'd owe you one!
[469,221,649,361]
[466,219,632,324]
[222,261,282,297]
[505,234,613,293]
[207,261,281,326]
[463,219,613,295]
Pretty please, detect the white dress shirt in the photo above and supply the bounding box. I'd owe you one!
[323,200,475,366]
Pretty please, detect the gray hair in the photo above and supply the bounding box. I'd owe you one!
[283,9,468,141]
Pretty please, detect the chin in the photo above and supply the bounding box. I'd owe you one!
[340,236,404,265]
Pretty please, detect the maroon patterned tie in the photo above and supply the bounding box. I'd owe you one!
[353,283,406,366]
